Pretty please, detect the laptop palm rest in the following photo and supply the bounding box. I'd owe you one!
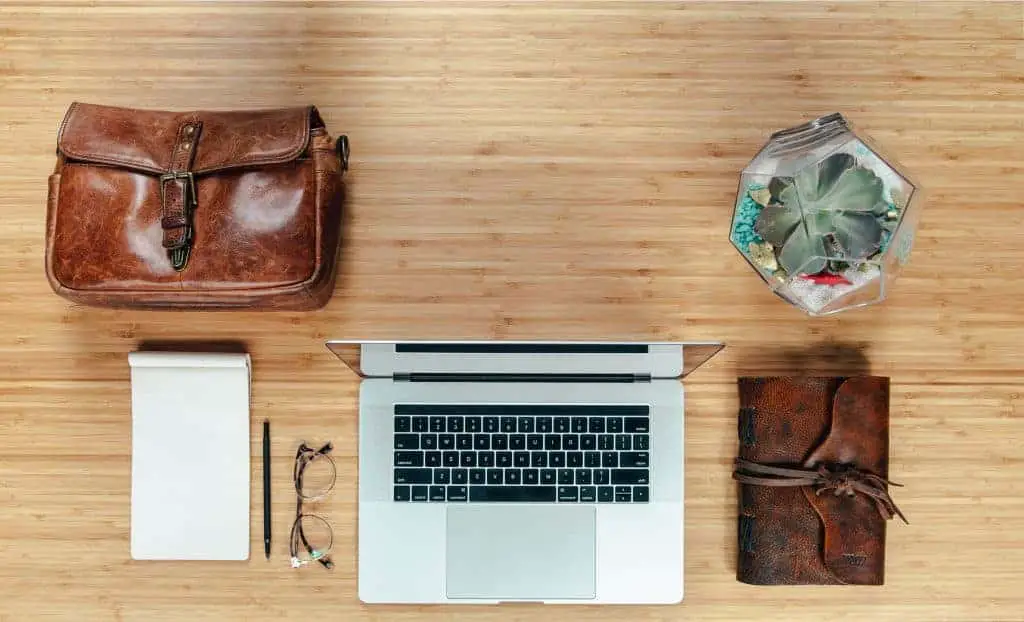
[445,505,597,600]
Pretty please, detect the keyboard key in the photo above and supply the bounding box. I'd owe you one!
[594,469,610,485]
[625,417,650,433]
[581,435,596,450]
[501,417,516,433]
[467,417,482,433]
[585,451,601,468]
[550,452,566,467]
[439,434,455,450]
[514,451,530,467]
[523,469,539,484]
[426,451,442,467]
[620,452,650,468]
[460,452,477,467]
[541,469,556,484]
[608,418,623,433]
[469,486,556,502]
[568,452,583,468]
[497,452,513,468]
[434,468,451,484]
[474,434,490,450]
[447,417,464,433]
[484,417,500,433]
[412,417,428,433]
[563,434,579,450]
[395,416,411,432]
[615,486,632,502]
[443,451,459,467]
[602,452,618,468]
[511,435,526,450]
[598,486,614,502]
[554,417,570,433]
[575,469,592,485]
[634,435,650,451]
[430,417,445,433]
[518,418,534,433]
[531,452,547,467]
[558,469,574,485]
[395,468,432,484]
[447,486,468,502]
[394,452,423,467]
[492,434,509,450]
[422,434,438,450]
[453,468,468,484]
[470,468,486,485]
[527,435,543,450]
[572,417,587,433]
[612,469,650,485]
[430,486,446,501]
[394,434,419,450]
[479,452,495,467]
[487,469,503,485]
[633,486,649,502]
[544,435,561,451]
[580,486,597,502]
[506,469,522,485]
[588,417,605,433]
[598,434,614,451]
[537,417,553,433]
[412,486,429,502]
[615,435,631,451]
[457,434,473,450]
[394,485,411,501]
[558,486,579,502]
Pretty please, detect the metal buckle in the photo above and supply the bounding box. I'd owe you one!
[159,171,197,271]
[335,136,350,172]
[159,171,197,208]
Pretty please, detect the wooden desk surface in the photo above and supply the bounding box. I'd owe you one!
[1,1,1022,620]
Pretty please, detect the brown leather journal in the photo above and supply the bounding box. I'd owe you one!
[46,103,349,310]
[734,377,905,586]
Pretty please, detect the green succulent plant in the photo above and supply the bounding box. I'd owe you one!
[754,153,892,275]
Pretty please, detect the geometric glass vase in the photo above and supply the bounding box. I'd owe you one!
[730,113,922,316]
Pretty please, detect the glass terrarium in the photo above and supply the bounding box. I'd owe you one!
[730,113,921,316]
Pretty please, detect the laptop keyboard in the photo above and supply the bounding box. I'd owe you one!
[392,404,650,503]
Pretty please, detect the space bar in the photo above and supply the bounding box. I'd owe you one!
[469,486,557,502]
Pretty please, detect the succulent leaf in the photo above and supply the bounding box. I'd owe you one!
[778,224,827,275]
[830,211,883,259]
[754,203,801,247]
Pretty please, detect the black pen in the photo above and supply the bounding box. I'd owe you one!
[263,419,271,560]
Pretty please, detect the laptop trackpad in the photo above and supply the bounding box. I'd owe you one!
[445,505,596,600]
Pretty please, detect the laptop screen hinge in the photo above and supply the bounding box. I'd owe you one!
[393,373,652,383]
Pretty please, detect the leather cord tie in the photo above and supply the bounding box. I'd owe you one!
[733,458,908,524]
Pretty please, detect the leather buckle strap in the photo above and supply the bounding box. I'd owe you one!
[160,121,202,271]
[159,171,196,270]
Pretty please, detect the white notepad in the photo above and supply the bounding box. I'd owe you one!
[129,352,251,561]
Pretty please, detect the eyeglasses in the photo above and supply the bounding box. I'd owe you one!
[290,442,336,569]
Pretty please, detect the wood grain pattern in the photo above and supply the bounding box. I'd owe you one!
[1,1,1022,620]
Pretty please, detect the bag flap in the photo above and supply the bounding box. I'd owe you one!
[57,102,320,175]
[802,376,891,584]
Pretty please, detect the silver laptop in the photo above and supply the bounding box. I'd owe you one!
[327,340,723,604]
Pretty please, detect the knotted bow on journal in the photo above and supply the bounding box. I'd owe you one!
[733,377,906,586]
